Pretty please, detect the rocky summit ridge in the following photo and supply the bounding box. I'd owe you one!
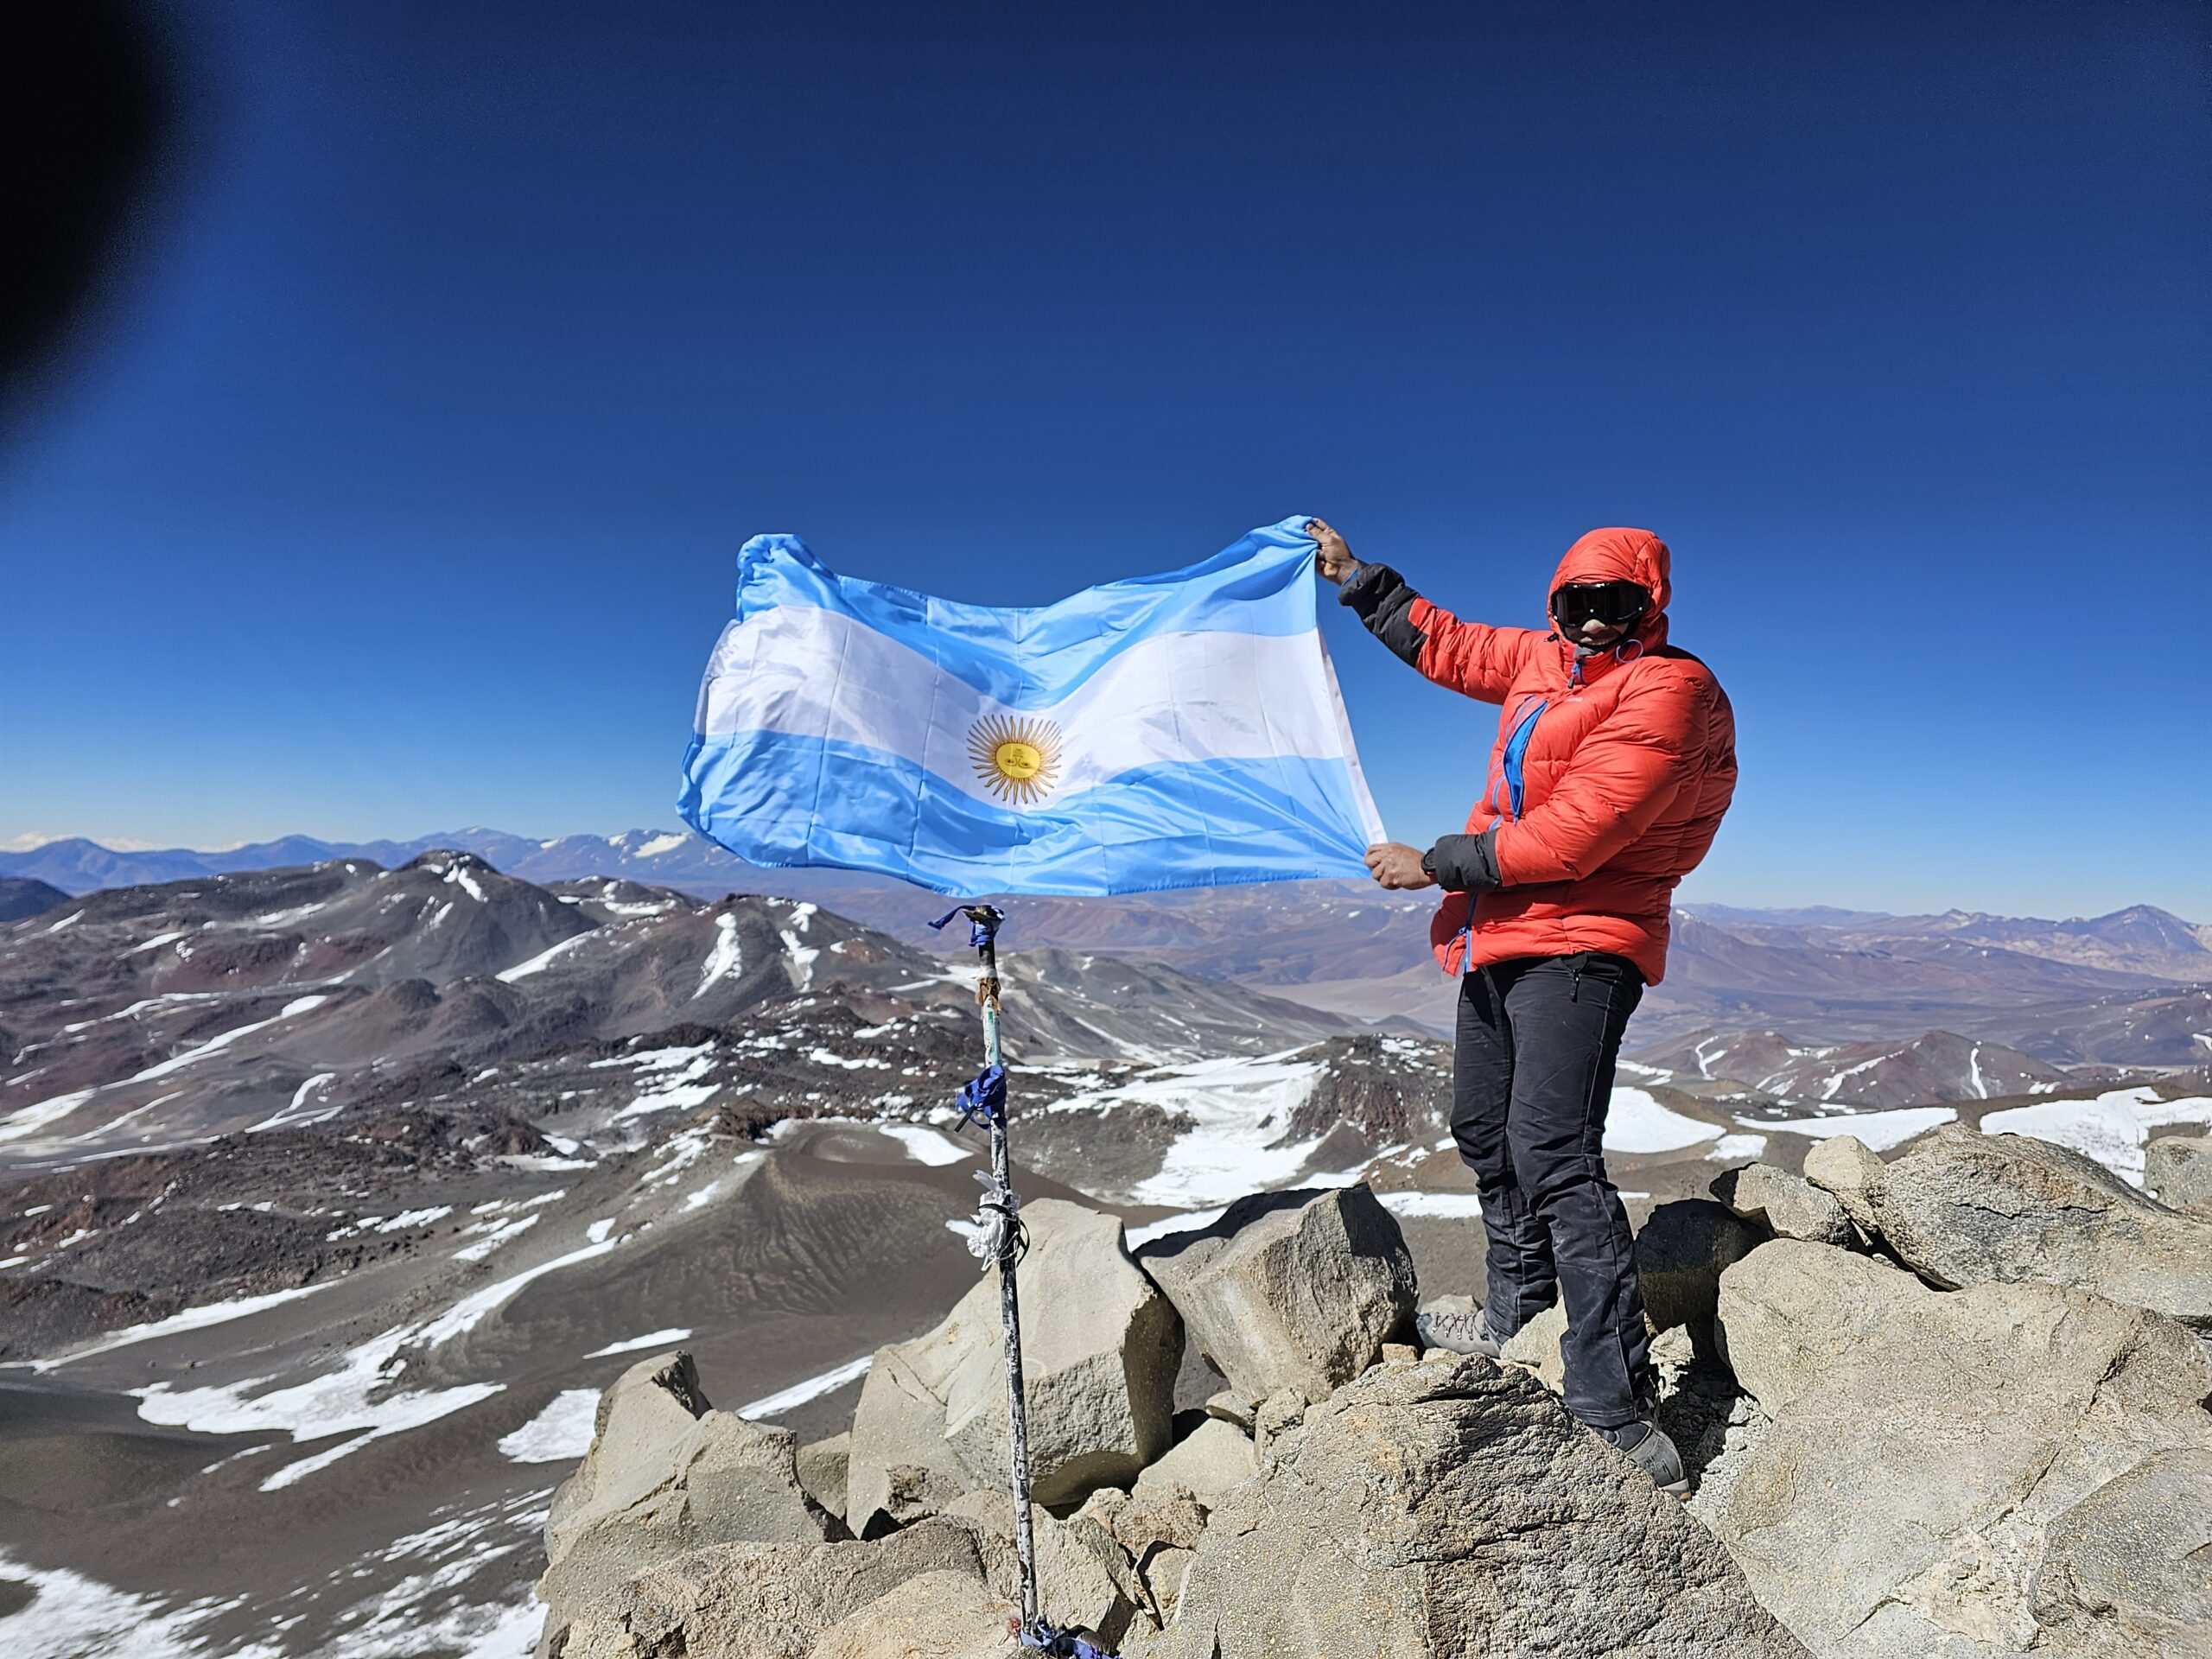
[527,1125,2212,1659]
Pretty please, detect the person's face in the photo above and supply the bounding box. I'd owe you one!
[1564,615,1628,650]
[1550,581,1648,650]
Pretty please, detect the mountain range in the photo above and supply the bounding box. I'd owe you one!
[6,829,2209,1066]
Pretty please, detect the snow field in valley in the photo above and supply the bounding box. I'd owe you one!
[1980,1085,2212,1185]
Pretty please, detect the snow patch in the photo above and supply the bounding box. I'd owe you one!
[248,1071,340,1133]
[30,1283,334,1372]
[1052,1052,1328,1207]
[454,1214,540,1262]
[131,1236,624,1489]
[133,995,330,1084]
[872,1123,975,1166]
[498,935,590,982]
[1980,1087,2212,1185]
[1123,1205,1232,1248]
[1602,1088,1724,1154]
[584,1328,694,1358]
[779,912,820,989]
[693,912,745,999]
[499,1389,601,1463]
[0,1549,273,1659]
[1376,1190,1485,1218]
[738,1353,873,1419]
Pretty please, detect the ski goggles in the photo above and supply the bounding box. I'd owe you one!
[1549,580,1649,630]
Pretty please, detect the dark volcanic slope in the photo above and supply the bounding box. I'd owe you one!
[0,880,67,925]
[0,854,1360,1167]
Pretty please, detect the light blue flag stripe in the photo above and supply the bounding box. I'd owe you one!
[680,731,1378,899]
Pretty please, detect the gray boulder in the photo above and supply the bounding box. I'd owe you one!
[842,1342,974,1535]
[806,1568,1019,1659]
[557,1516,993,1659]
[942,1488,1150,1648]
[1709,1239,2212,1657]
[1135,1184,1416,1404]
[537,1352,841,1654]
[1711,1161,1854,1247]
[846,1198,1180,1528]
[1073,1482,1211,1630]
[794,1432,848,1521]
[1632,1198,1765,1351]
[1148,1354,1809,1658]
[1499,1299,1568,1391]
[1713,1240,1925,1412]
[1801,1133,1885,1235]
[1871,1124,2212,1327]
[2033,1446,2212,1657]
[2145,1134,2212,1211]
[1131,1416,1255,1503]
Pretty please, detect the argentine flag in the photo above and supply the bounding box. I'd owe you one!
[678,517,1385,898]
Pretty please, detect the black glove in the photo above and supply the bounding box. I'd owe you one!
[1423,828,1503,893]
[1338,563,1428,669]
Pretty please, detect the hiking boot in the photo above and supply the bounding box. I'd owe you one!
[1593,1420,1691,1497]
[1414,1306,1503,1358]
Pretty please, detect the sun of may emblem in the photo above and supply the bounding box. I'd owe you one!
[969,713,1065,805]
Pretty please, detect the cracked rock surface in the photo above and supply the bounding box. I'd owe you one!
[1710,1238,2212,1657]
[1140,1352,1808,1659]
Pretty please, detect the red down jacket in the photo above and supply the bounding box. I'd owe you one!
[1347,528,1736,984]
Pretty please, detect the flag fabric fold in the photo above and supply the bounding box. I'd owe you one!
[678,516,1386,898]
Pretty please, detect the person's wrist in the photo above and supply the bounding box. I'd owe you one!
[1419,845,1438,880]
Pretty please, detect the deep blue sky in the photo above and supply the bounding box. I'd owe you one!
[3,1,2206,917]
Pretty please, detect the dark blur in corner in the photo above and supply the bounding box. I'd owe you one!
[0,0,182,443]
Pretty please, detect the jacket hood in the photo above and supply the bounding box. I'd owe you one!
[1549,527,1671,648]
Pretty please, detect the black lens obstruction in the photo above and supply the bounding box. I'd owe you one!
[1551,581,1649,629]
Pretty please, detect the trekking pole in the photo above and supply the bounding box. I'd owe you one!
[931,904,1115,1659]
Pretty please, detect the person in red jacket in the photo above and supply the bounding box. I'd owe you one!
[1311,517,1737,1496]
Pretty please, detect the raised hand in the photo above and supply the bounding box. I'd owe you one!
[1306,518,1357,585]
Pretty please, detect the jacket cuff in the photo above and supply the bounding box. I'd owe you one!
[1426,827,1503,893]
[1338,563,1427,669]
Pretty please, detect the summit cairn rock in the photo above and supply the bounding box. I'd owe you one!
[1800,1132,1886,1235]
[556,1517,996,1659]
[845,1198,1180,1529]
[1130,1415,1255,1503]
[536,1351,842,1656]
[1147,1352,1808,1658]
[1134,1184,1416,1405]
[1710,1161,1853,1247]
[942,1488,1150,1648]
[1868,1123,2212,1327]
[806,1569,1020,1659]
[1710,1238,2212,1656]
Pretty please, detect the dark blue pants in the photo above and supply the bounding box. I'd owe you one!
[1452,950,1652,1428]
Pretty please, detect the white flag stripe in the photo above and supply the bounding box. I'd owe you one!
[696,604,1357,810]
